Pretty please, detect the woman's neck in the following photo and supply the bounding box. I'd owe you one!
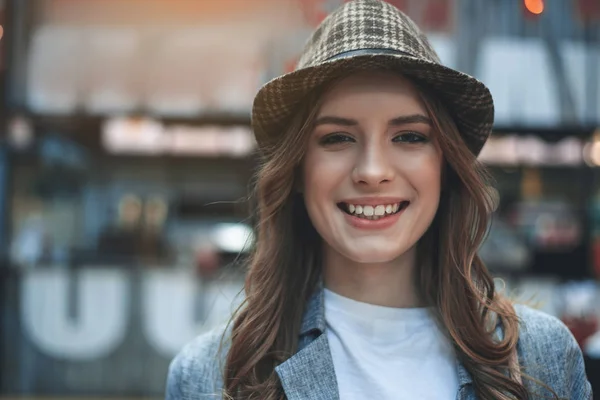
[322,246,423,308]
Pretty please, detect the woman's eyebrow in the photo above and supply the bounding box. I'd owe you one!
[388,114,432,126]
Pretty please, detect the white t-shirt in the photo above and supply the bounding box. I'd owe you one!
[324,288,459,400]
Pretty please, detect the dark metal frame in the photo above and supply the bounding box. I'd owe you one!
[0,0,36,390]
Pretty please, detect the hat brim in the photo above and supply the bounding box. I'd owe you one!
[252,53,494,155]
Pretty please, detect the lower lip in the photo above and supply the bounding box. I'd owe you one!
[342,207,406,230]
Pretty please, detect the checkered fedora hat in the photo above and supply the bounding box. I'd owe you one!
[252,0,494,155]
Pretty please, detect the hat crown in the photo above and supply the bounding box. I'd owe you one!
[297,0,441,69]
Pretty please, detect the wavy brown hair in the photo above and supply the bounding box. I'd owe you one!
[222,70,557,400]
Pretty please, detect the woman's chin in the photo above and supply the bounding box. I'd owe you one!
[342,248,408,265]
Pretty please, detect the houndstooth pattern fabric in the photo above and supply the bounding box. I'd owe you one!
[252,0,494,156]
[297,0,440,68]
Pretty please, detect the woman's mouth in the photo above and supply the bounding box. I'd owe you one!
[337,201,410,220]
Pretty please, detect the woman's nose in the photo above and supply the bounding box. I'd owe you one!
[351,143,394,186]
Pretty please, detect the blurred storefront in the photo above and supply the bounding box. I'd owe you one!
[0,0,599,397]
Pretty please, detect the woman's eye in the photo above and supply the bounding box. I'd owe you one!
[393,132,428,143]
[319,133,355,145]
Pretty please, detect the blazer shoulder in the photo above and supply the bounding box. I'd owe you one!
[513,304,592,399]
[515,303,572,342]
[165,324,231,400]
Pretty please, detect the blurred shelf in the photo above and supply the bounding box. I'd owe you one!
[9,111,254,160]
[493,125,598,141]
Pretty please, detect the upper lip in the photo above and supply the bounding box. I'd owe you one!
[339,197,408,205]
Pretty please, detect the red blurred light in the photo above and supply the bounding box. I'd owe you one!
[524,0,544,15]
[575,0,600,23]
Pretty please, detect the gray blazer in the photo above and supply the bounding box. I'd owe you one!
[165,287,593,399]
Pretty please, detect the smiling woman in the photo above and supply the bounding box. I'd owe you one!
[165,1,593,400]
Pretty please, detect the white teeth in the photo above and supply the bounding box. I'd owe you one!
[343,201,407,218]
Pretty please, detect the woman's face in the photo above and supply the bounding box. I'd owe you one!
[302,71,443,264]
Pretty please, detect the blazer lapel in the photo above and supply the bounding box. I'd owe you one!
[275,333,339,400]
[275,282,339,399]
[456,360,475,399]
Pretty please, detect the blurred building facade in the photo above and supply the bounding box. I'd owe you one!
[0,0,599,397]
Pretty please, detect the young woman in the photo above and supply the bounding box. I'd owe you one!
[166,1,593,399]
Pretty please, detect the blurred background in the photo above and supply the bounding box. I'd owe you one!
[0,0,599,398]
